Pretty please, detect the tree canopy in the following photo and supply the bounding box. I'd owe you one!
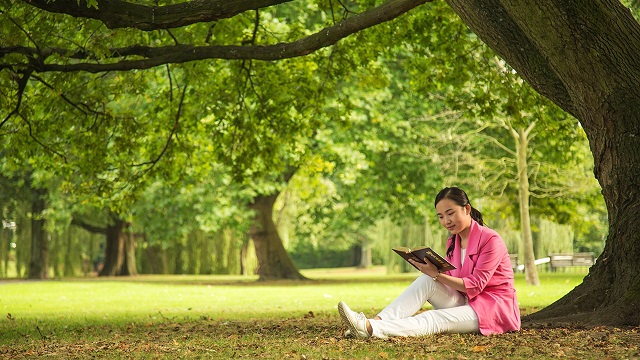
[2,0,639,326]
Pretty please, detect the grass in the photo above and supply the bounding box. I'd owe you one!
[1,267,638,359]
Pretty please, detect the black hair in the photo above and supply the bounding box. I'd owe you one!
[434,187,484,258]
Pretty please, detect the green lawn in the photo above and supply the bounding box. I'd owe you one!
[1,268,638,359]
[0,268,582,326]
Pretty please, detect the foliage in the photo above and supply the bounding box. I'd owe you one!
[289,242,358,269]
[1,0,344,204]
[269,3,605,267]
[0,0,607,277]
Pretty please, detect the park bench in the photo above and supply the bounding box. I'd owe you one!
[509,254,548,272]
[509,253,519,272]
[548,252,595,272]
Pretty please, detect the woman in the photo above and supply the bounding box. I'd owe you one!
[338,186,520,338]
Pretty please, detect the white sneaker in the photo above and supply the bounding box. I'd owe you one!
[338,301,371,339]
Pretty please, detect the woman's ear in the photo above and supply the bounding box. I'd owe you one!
[465,204,472,215]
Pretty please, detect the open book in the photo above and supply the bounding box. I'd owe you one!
[392,246,456,272]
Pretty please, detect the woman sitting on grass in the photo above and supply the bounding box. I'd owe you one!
[338,186,521,338]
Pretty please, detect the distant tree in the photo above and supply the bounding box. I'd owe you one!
[72,212,137,276]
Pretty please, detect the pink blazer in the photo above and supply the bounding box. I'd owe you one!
[445,220,521,335]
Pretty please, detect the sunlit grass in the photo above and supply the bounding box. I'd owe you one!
[514,271,586,313]
[0,267,585,337]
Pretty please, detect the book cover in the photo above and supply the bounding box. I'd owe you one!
[392,246,456,272]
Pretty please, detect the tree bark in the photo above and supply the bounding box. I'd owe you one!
[357,238,373,269]
[446,0,640,326]
[100,219,125,276]
[248,194,306,281]
[122,230,138,276]
[28,188,48,279]
[23,0,292,30]
[100,218,138,276]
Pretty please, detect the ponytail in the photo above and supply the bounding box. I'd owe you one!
[470,206,484,226]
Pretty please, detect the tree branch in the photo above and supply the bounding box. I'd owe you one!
[131,83,187,169]
[476,132,516,156]
[22,0,293,31]
[71,218,107,235]
[7,0,429,73]
[30,74,107,117]
[1,69,32,129]
[19,112,69,163]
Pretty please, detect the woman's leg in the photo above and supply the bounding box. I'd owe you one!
[369,305,479,338]
[376,274,466,320]
[369,274,478,338]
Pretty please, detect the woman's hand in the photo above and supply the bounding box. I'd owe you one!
[411,257,467,293]
[408,257,439,278]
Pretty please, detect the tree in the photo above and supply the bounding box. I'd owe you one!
[27,187,48,278]
[72,212,137,276]
[444,0,640,326]
[249,192,305,280]
[511,123,537,285]
[2,0,639,325]
[0,170,51,279]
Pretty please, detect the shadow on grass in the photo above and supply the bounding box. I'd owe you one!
[3,314,639,359]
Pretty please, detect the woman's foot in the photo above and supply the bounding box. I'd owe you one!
[337,301,372,339]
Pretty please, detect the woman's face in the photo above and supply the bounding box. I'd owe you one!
[435,198,471,235]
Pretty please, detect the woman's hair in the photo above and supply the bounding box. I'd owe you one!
[435,187,484,258]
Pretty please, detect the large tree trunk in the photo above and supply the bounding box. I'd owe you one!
[248,194,305,281]
[446,0,640,326]
[100,217,138,276]
[28,188,48,279]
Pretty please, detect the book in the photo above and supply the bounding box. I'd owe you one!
[392,246,456,272]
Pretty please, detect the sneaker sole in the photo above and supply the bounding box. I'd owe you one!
[338,302,362,338]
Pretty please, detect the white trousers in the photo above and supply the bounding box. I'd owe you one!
[369,274,479,338]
